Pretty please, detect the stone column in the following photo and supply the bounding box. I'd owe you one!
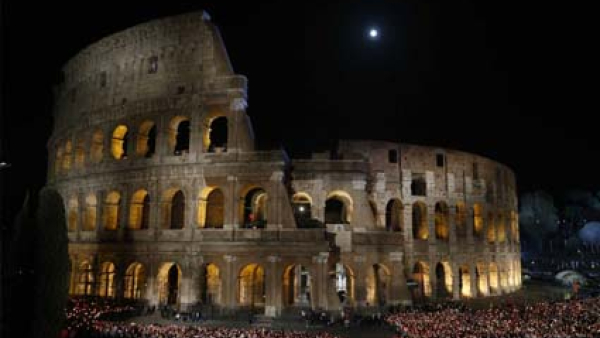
[115,263,125,300]
[96,190,106,237]
[353,255,367,307]
[225,176,238,229]
[469,262,477,298]
[265,255,282,317]
[449,205,457,246]
[155,116,170,157]
[267,172,284,230]
[312,252,329,310]
[148,180,160,234]
[451,262,460,300]
[76,191,85,241]
[389,252,411,305]
[146,259,159,306]
[118,184,130,241]
[222,255,238,311]
[478,264,490,296]
[228,98,248,153]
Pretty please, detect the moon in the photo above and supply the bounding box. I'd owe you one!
[369,28,379,39]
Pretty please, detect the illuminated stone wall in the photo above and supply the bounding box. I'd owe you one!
[49,11,521,316]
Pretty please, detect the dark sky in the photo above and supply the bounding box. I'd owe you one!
[1,1,597,223]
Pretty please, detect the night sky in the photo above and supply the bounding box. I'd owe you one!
[1,1,597,224]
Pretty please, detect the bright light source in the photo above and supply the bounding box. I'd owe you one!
[369,28,378,38]
[299,206,305,212]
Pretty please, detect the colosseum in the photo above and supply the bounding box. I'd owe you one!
[47,11,521,316]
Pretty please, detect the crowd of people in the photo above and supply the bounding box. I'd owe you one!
[386,297,600,338]
[62,298,342,338]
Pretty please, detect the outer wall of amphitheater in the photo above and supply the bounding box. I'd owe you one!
[47,11,521,317]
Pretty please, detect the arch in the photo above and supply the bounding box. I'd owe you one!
[136,120,156,158]
[83,193,97,231]
[74,137,86,168]
[90,129,104,163]
[169,190,186,229]
[497,213,506,244]
[67,196,79,232]
[240,186,267,228]
[203,114,228,153]
[334,263,355,304]
[412,202,428,240]
[55,144,64,175]
[435,202,449,241]
[385,199,403,232]
[366,263,391,307]
[158,263,182,305]
[201,263,222,305]
[283,264,312,307]
[75,261,94,296]
[292,192,313,220]
[63,140,73,172]
[168,116,190,155]
[412,262,431,299]
[129,189,150,230]
[124,263,146,299]
[111,125,129,159]
[435,262,452,299]
[459,265,471,297]
[489,262,499,293]
[325,190,354,224]
[475,264,487,296]
[103,191,121,230]
[207,116,228,153]
[198,187,224,228]
[98,262,116,298]
[487,212,496,244]
[238,264,265,308]
[473,204,483,238]
[455,202,467,238]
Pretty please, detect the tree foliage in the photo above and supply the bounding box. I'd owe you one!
[519,190,559,252]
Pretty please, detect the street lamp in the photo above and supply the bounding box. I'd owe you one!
[0,162,11,170]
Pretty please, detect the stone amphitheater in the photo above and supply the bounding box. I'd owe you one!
[47,11,521,316]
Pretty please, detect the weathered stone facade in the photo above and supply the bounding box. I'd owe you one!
[47,11,521,316]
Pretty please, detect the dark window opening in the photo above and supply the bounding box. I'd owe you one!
[174,121,190,155]
[411,175,427,196]
[325,198,346,224]
[388,149,398,163]
[208,117,228,153]
[146,126,156,158]
[121,132,129,159]
[436,154,445,167]
[100,71,107,88]
[170,191,185,229]
[177,86,185,95]
[141,195,150,229]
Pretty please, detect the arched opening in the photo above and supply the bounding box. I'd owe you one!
[455,202,467,238]
[435,202,449,241]
[124,263,146,299]
[412,202,428,240]
[334,263,354,305]
[98,262,116,298]
[111,125,129,159]
[487,212,496,244]
[67,196,79,232]
[385,199,403,232]
[205,188,224,228]
[63,140,73,172]
[90,130,104,163]
[435,262,452,299]
[325,191,353,224]
[283,265,312,307]
[55,145,64,175]
[292,193,313,226]
[75,138,85,169]
[129,190,150,230]
[83,194,97,231]
[241,187,267,228]
[207,116,228,153]
[497,213,506,244]
[170,190,185,229]
[158,263,182,305]
[136,121,156,158]
[459,265,471,297]
[367,264,391,307]
[489,262,499,294]
[169,116,190,155]
[238,264,265,308]
[473,204,483,238]
[201,263,221,305]
[412,262,431,300]
[76,261,94,296]
[103,191,121,231]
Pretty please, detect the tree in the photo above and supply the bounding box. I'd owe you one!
[519,190,559,253]
[33,188,69,338]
